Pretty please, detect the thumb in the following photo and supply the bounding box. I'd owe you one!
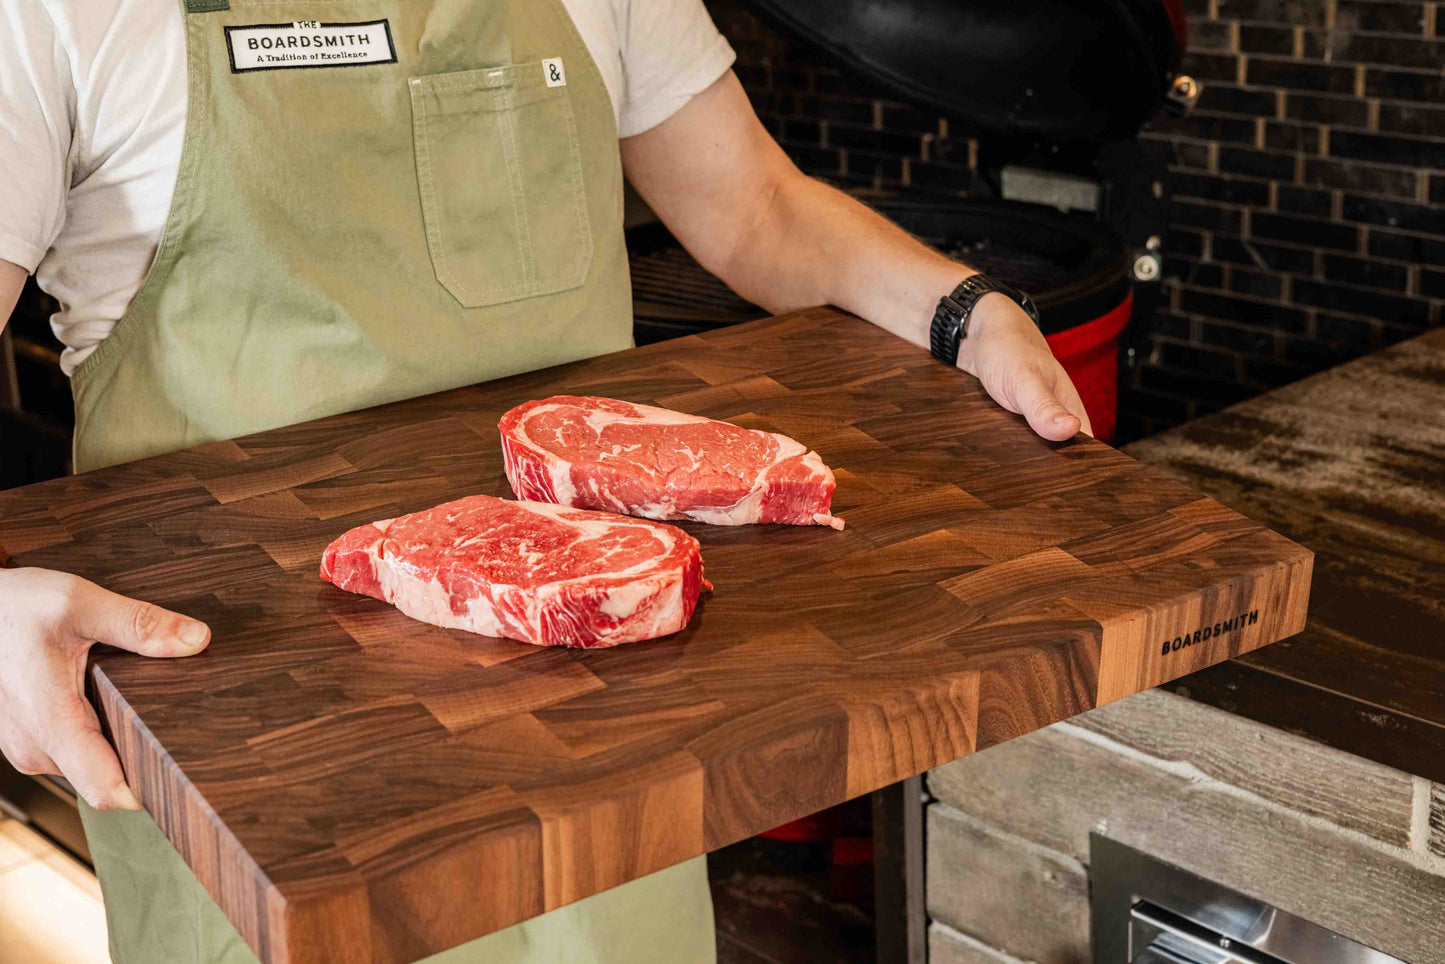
[46,706,142,811]
[65,578,210,658]
[1012,369,1082,442]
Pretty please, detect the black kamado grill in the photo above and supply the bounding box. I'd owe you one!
[631,0,1197,443]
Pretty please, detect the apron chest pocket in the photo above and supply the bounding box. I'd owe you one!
[409,64,593,308]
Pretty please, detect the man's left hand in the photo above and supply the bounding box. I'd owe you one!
[955,292,1092,442]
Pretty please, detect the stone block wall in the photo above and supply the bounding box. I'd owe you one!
[926,688,1445,963]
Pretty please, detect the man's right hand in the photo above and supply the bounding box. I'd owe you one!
[0,568,210,810]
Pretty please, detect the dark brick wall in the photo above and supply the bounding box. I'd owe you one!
[1136,0,1445,438]
[704,0,1445,442]
[705,0,977,195]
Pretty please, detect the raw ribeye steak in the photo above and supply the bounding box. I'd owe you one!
[320,495,709,648]
[499,396,844,529]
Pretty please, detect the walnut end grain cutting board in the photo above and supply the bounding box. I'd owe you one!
[0,308,1312,964]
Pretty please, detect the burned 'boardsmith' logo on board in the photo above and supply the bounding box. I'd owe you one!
[1162,610,1258,655]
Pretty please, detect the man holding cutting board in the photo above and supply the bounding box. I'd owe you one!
[0,0,1089,959]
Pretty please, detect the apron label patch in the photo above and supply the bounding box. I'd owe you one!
[225,20,397,73]
[543,58,567,87]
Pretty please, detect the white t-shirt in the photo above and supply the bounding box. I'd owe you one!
[0,0,735,375]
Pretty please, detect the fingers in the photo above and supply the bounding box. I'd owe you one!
[0,570,150,810]
[44,706,142,811]
[63,577,210,658]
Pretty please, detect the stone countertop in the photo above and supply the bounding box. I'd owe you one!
[1125,327,1445,783]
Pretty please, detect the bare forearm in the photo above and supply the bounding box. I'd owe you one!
[620,73,966,351]
[719,173,971,351]
[715,172,1088,439]
[623,70,1090,439]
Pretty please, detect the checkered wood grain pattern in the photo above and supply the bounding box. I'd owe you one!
[0,308,1312,964]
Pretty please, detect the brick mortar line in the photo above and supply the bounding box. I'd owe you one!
[1171,196,1256,211]
[1167,167,1423,198]
[1213,53,1445,78]
[1167,138,1333,163]
[1094,228,1422,279]
[1176,201,1442,241]
[1329,126,1445,147]
[1162,113,1445,146]
[1179,277,1428,316]
[1291,27,1441,42]
[1172,280,1298,308]
[1151,132,1257,152]
[1361,81,1445,104]
[1360,222,1445,243]
[1229,52,1442,71]
[1121,384,1198,404]
[1186,316,1296,336]
[1054,720,1445,877]
[1150,333,1247,360]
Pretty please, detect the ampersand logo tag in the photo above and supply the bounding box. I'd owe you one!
[543,58,567,88]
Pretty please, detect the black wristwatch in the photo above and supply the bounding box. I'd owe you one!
[929,274,1041,366]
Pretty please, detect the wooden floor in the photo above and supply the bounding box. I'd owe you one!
[0,817,109,963]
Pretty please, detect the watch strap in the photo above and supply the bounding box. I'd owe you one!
[929,274,1040,365]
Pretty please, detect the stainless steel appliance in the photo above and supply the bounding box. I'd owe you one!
[1091,835,1405,964]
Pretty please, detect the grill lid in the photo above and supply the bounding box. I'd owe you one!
[742,0,1186,142]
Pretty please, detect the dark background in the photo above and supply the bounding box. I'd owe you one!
[5,0,1442,486]
[702,0,1445,440]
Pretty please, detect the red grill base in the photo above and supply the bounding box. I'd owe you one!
[1044,290,1134,445]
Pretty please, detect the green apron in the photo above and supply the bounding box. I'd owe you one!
[70,0,715,959]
